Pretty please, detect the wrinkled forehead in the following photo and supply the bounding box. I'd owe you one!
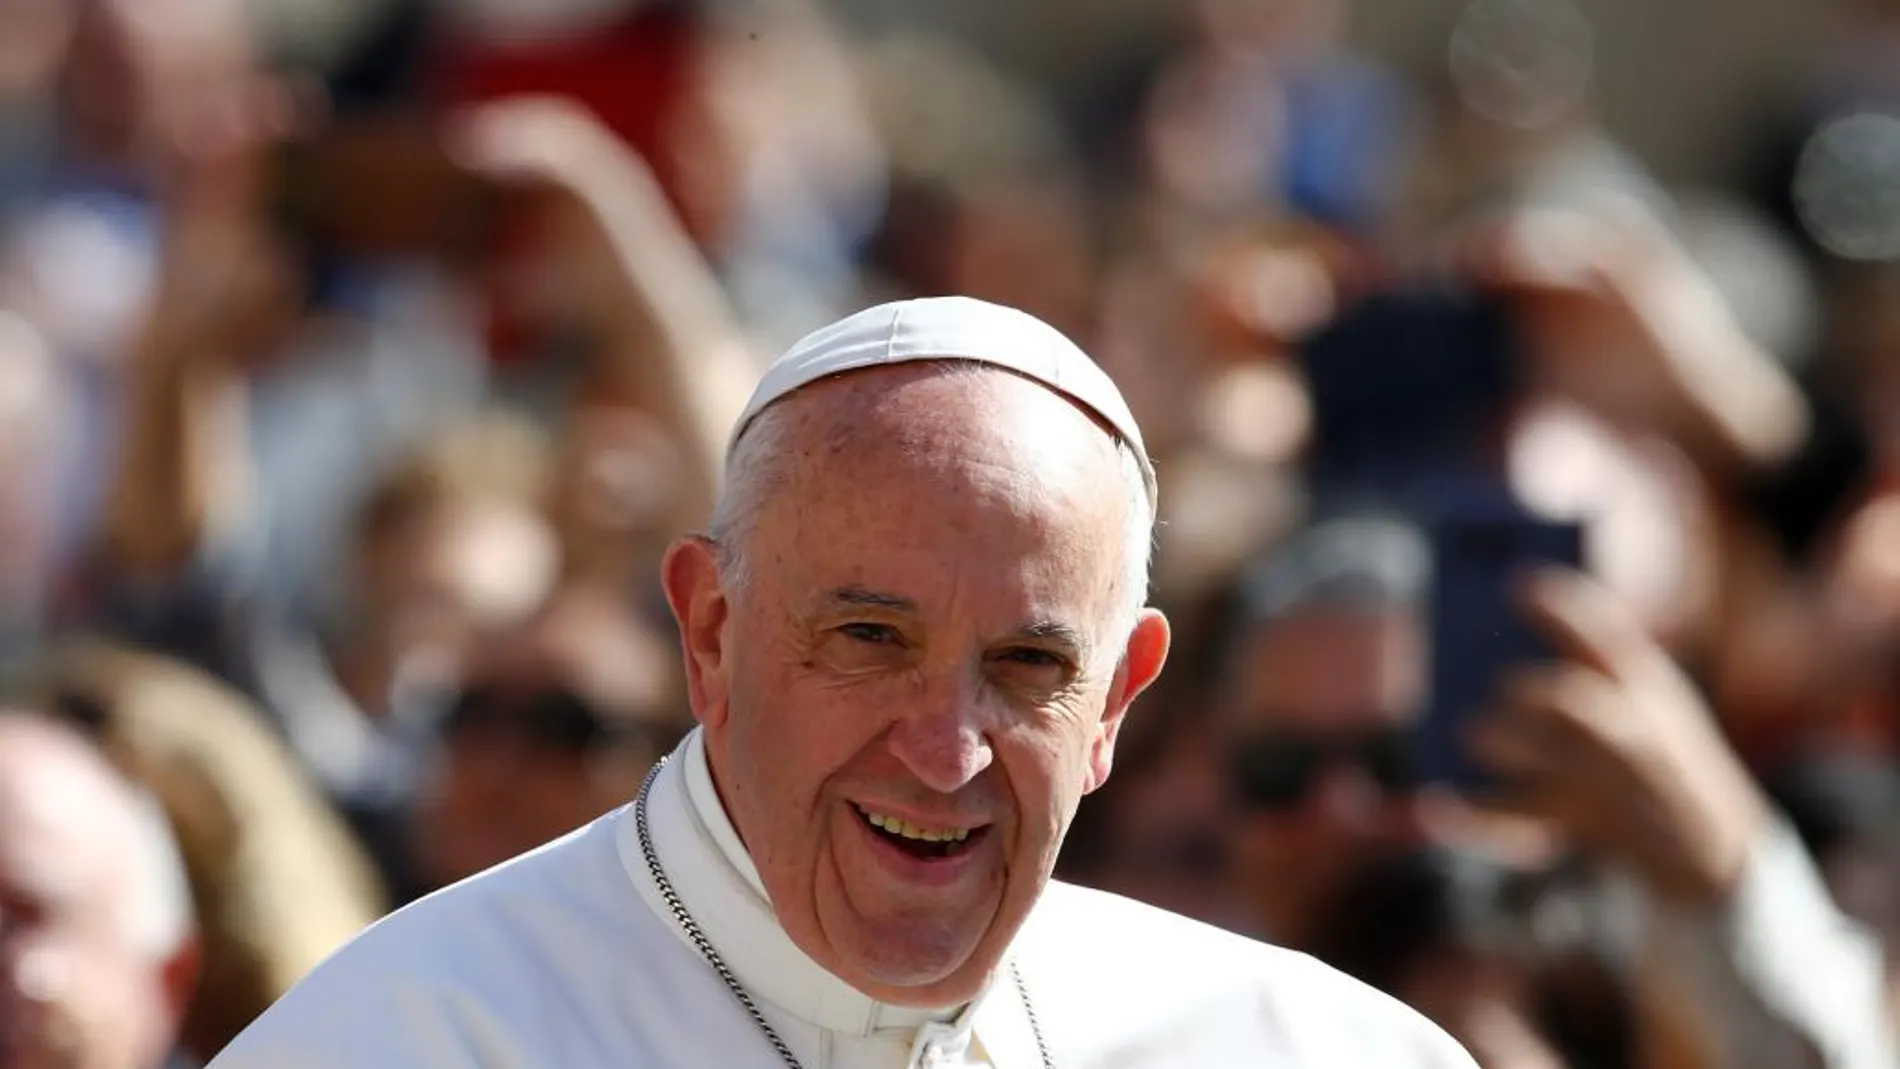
[1222,605,1427,731]
[749,367,1132,621]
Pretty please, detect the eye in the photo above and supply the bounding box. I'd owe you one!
[990,648,1080,692]
[838,622,901,646]
[999,647,1065,668]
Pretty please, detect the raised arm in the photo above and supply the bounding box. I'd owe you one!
[100,154,282,579]
[455,98,756,536]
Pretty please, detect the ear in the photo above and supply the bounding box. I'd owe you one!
[660,535,733,730]
[1084,609,1171,794]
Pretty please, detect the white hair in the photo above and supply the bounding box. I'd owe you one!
[121,786,195,964]
[709,373,1155,647]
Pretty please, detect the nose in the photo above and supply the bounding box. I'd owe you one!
[885,678,994,795]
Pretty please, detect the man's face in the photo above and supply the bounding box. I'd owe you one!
[0,730,180,1069]
[1221,604,1429,942]
[665,367,1168,1006]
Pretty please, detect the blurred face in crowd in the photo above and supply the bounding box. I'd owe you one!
[1220,602,1430,944]
[351,500,560,688]
[416,597,683,888]
[418,685,674,888]
[0,716,194,1069]
[663,365,1169,1006]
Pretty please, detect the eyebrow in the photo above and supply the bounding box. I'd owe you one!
[1012,619,1089,654]
[826,586,917,611]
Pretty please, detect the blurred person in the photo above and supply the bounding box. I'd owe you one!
[675,0,887,352]
[82,95,756,883]
[1453,201,1835,754]
[77,10,749,618]
[436,0,886,354]
[1396,0,1668,251]
[1086,0,1415,236]
[0,0,278,578]
[856,33,1095,339]
[96,395,562,893]
[0,710,198,1069]
[1298,197,1810,504]
[1471,201,1811,480]
[1473,570,1898,1069]
[209,296,1476,1068]
[1290,195,1804,676]
[1086,222,1353,607]
[1055,690,1244,930]
[9,640,387,1060]
[1107,221,1342,466]
[1505,398,1722,657]
[1218,508,1895,1066]
[1214,510,1441,950]
[1764,751,1900,973]
[1307,846,1642,1069]
[411,584,690,896]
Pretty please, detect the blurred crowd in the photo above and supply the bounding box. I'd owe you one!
[1,0,1899,1065]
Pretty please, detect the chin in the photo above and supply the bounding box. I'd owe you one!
[856,952,994,1007]
[826,915,999,1004]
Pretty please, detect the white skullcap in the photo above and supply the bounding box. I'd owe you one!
[733,297,1156,507]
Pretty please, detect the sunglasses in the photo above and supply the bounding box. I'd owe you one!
[444,686,661,755]
[1229,728,1420,812]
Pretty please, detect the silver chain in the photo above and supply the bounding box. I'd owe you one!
[631,757,1055,1069]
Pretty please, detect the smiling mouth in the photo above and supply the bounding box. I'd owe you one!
[853,804,987,860]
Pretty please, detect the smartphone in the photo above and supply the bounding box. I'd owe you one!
[1296,280,1524,489]
[1417,489,1585,794]
[268,119,513,266]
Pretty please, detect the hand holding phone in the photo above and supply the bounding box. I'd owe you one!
[1418,492,1585,794]
[1462,569,1769,904]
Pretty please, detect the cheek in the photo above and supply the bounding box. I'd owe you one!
[995,719,1097,840]
[4,935,161,1065]
[720,639,886,817]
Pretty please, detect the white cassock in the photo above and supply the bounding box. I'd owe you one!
[210,730,1476,1068]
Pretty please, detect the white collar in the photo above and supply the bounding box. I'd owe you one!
[622,729,984,1039]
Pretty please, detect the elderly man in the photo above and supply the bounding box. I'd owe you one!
[210,297,1473,1067]
[0,711,199,1069]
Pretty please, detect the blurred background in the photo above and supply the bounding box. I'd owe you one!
[2,0,1900,1066]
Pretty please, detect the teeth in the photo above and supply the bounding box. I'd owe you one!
[856,806,972,843]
